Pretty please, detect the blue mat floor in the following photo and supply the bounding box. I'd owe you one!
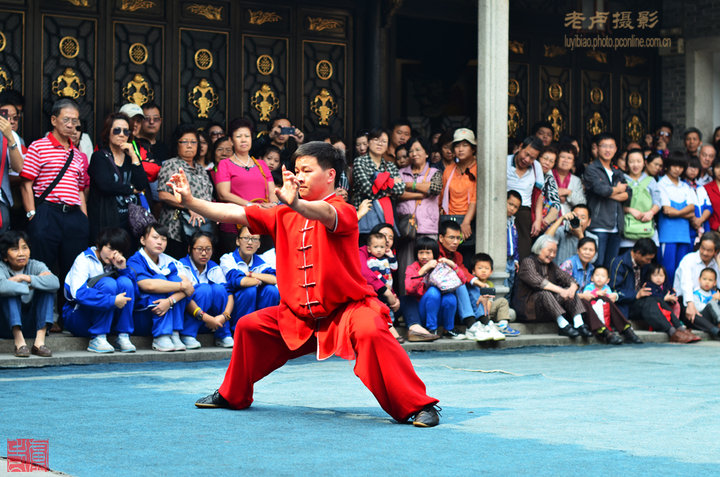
[2,344,719,476]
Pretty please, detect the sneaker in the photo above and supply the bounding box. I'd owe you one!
[88,334,115,353]
[486,321,506,341]
[215,336,234,348]
[115,333,136,353]
[496,320,520,337]
[443,328,466,340]
[472,323,493,342]
[180,335,202,350]
[464,321,480,340]
[152,335,175,352]
[171,331,186,351]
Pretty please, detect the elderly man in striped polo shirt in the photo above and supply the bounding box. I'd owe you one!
[20,98,89,296]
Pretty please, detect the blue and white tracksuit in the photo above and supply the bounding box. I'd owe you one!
[63,247,135,337]
[179,256,232,339]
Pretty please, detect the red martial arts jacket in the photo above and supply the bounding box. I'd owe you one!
[245,194,388,360]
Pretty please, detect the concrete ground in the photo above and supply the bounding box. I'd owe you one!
[2,343,719,476]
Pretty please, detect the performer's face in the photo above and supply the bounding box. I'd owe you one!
[294,155,335,200]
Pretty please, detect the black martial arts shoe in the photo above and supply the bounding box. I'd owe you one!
[195,390,231,409]
[622,327,643,344]
[576,324,593,338]
[413,404,441,428]
[602,331,623,345]
[558,325,580,338]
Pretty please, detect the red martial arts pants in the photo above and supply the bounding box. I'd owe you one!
[217,304,438,422]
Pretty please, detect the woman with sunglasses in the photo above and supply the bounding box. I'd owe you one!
[87,112,150,242]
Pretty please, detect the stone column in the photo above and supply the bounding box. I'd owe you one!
[475,0,510,290]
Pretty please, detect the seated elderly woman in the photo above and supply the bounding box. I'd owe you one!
[513,234,588,338]
[0,231,59,357]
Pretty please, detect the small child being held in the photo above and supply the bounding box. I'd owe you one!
[582,266,618,301]
[582,266,618,329]
[693,267,720,325]
[366,233,399,309]
[465,253,519,341]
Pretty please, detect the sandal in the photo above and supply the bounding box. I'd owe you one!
[396,336,406,344]
[14,345,30,357]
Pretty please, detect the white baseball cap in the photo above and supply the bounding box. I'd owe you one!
[119,103,145,118]
[452,128,477,146]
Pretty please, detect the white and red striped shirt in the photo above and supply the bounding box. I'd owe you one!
[20,132,86,206]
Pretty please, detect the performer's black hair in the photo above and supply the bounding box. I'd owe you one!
[292,141,346,188]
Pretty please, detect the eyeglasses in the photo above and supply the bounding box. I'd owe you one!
[443,235,464,243]
[216,147,233,154]
[370,138,388,145]
[143,116,161,123]
[238,236,260,243]
[209,131,224,137]
[192,246,212,254]
[112,127,131,136]
[178,140,198,145]
[60,117,81,126]
[658,131,670,137]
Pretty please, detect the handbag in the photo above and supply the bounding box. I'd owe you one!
[427,262,462,293]
[128,192,156,237]
[396,212,418,240]
[358,199,387,234]
[103,149,157,237]
[623,176,655,239]
[179,209,214,239]
[397,166,431,239]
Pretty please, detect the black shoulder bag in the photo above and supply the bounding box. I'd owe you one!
[37,150,74,203]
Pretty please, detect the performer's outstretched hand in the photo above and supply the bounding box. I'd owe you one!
[167,168,192,204]
[275,165,299,207]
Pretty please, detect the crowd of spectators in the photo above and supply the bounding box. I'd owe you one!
[2,88,720,357]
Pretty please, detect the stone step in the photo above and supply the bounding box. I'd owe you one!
[0,332,220,353]
[0,328,707,369]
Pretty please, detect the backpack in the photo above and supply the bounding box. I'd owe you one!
[623,176,655,239]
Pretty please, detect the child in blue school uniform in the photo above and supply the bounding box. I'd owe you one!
[64,227,136,353]
[127,223,195,352]
[178,231,235,349]
[220,225,279,326]
[657,152,696,284]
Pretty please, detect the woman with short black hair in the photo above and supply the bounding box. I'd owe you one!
[0,230,59,357]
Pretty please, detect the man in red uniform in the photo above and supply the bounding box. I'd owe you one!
[168,141,440,427]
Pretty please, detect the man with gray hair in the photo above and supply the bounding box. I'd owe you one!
[20,98,89,297]
[697,144,715,187]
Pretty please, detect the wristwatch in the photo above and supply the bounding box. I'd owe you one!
[26,210,35,219]
[8,142,18,150]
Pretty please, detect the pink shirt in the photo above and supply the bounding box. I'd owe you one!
[214,157,273,233]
